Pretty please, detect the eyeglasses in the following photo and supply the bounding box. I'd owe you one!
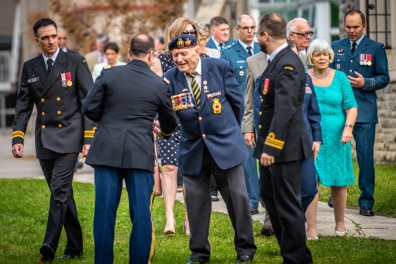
[182,29,197,35]
[292,31,314,38]
[238,26,256,31]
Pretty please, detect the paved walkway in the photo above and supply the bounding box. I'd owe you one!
[1,132,396,240]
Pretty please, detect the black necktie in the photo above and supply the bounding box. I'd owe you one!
[351,42,357,54]
[267,58,271,64]
[47,58,53,73]
[247,46,253,56]
[219,43,224,50]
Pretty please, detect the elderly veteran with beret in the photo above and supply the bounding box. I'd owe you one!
[159,34,256,264]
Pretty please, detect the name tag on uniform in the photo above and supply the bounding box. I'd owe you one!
[27,77,39,83]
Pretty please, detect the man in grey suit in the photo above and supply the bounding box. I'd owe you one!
[12,18,95,263]
[242,51,273,234]
[286,18,313,69]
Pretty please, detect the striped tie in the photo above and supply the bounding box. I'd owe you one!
[187,71,201,108]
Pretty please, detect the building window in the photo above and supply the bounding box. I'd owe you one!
[365,0,391,48]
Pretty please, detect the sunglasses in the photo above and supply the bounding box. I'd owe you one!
[182,29,197,35]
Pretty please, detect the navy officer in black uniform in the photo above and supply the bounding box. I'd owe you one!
[12,18,95,263]
[254,13,313,263]
[82,34,177,264]
[162,34,256,264]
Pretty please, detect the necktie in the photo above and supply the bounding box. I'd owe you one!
[47,58,53,73]
[247,46,253,56]
[219,43,224,50]
[187,72,201,108]
[267,58,271,64]
[351,41,357,54]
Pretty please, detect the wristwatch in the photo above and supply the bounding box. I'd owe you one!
[344,123,354,128]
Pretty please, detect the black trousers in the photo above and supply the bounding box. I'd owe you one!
[183,148,256,262]
[39,153,83,255]
[260,160,312,264]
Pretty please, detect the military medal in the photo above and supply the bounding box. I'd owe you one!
[263,78,270,95]
[203,80,209,93]
[171,92,194,111]
[239,70,244,76]
[212,98,222,114]
[60,73,67,87]
[336,64,340,70]
[367,54,372,66]
[61,72,73,87]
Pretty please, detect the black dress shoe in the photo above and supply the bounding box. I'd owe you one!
[250,208,259,215]
[236,255,253,263]
[327,197,333,208]
[40,244,55,261]
[261,225,274,237]
[187,258,208,264]
[56,252,82,260]
[211,195,219,202]
[359,208,375,216]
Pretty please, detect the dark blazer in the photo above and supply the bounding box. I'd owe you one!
[330,36,389,123]
[163,57,247,175]
[206,37,236,51]
[12,49,95,158]
[253,46,312,162]
[82,60,177,171]
[303,74,322,143]
[221,41,261,91]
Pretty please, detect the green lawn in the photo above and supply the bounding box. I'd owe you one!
[1,176,396,263]
[318,160,396,217]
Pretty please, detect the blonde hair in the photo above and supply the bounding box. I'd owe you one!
[306,39,335,66]
[165,17,204,53]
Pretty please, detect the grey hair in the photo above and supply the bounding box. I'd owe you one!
[286,18,309,38]
[306,39,335,66]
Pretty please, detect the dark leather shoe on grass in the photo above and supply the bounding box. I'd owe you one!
[56,251,82,260]
[236,255,253,263]
[261,225,274,237]
[39,244,55,262]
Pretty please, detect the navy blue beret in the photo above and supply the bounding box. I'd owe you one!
[168,34,198,50]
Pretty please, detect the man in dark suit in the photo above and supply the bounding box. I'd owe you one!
[82,34,177,264]
[206,16,236,51]
[221,14,261,215]
[254,13,313,263]
[330,9,389,217]
[163,34,256,264]
[57,27,78,54]
[12,18,95,263]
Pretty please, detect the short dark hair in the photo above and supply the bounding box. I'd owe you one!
[104,42,119,53]
[129,34,154,57]
[33,18,57,38]
[344,9,366,25]
[258,13,287,40]
[210,16,229,27]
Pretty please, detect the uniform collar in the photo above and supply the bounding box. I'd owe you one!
[42,47,60,62]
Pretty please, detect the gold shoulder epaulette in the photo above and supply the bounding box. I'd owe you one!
[284,66,294,71]
[265,132,284,150]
